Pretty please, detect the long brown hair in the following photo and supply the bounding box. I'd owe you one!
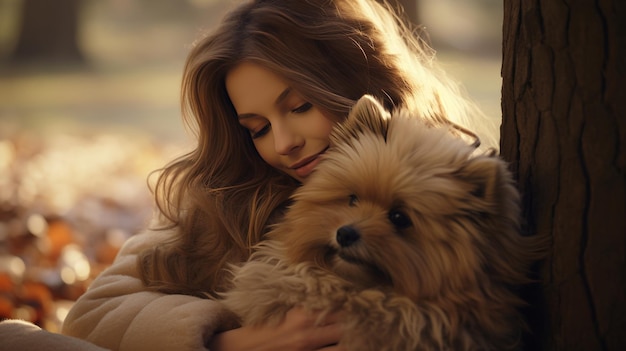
[138,0,495,297]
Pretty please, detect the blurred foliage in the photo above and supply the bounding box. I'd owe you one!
[0,132,183,331]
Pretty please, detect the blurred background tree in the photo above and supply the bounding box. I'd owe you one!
[388,0,419,25]
[11,0,84,64]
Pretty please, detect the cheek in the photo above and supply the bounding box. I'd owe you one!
[322,120,335,137]
[313,114,336,138]
[252,138,279,166]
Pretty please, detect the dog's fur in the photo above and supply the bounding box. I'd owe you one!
[220,95,544,350]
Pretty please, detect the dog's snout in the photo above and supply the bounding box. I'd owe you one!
[336,226,360,247]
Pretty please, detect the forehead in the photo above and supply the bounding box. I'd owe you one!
[225,62,289,111]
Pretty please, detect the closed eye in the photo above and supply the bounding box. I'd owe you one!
[251,124,270,139]
[292,102,312,114]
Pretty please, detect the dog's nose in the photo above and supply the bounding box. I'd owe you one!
[336,226,360,247]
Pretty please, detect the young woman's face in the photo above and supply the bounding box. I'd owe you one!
[226,62,335,182]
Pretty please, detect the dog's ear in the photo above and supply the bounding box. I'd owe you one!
[330,95,390,145]
[455,155,516,208]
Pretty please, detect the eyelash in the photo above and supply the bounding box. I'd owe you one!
[249,102,313,139]
[251,125,270,139]
[292,102,312,114]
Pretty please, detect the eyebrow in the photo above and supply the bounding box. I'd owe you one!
[237,87,292,120]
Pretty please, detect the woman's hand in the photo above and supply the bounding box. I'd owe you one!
[208,306,344,351]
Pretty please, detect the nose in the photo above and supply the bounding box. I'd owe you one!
[273,122,302,155]
[336,225,360,247]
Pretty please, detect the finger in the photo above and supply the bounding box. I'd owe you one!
[317,311,344,325]
[318,341,345,351]
[305,307,344,327]
[285,306,319,327]
[310,323,343,349]
[320,347,344,351]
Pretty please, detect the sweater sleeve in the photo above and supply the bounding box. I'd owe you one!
[0,319,109,351]
[61,228,238,351]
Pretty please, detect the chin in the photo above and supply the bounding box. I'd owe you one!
[221,95,546,351]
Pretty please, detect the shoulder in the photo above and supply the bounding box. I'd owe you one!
[115,225,179,258]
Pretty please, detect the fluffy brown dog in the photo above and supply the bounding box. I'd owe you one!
[221,95,544,351]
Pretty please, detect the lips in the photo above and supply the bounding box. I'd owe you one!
[290,147,328,179]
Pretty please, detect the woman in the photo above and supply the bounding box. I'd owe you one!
[61,0,496,350]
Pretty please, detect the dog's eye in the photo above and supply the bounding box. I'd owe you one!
[388,209,411,229]
[349,194,359,207]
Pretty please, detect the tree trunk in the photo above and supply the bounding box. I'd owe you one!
[501,0,626,350]
[11,0,83,63]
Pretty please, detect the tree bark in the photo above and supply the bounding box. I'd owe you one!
[501,0,626,350]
